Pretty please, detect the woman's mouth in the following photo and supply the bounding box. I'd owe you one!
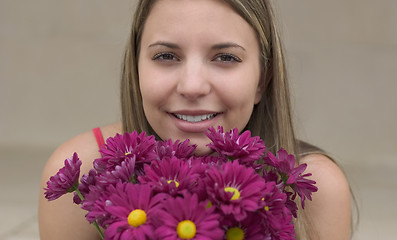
[173,113,217,123]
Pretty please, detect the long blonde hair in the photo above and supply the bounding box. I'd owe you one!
[121,0,316,238]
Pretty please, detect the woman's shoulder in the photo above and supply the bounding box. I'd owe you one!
[299,153,352,239]
[39,122,123,239]
[299,153,349,195]
[42,122,123,177]
[297,141,350,204]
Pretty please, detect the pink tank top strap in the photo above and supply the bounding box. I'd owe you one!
[92,127,105,149]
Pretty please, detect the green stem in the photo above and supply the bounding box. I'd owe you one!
[75,188,84,201]
[94,221,105,240]
[75,189,105,239]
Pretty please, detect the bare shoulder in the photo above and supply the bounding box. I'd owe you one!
[38,122,122,240]
[300,154,351,239]
[42,122,123,176]
[300,154,350,198]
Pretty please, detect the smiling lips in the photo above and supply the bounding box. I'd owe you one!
[173,113,217,123]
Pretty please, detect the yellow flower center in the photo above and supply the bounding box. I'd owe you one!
[206,201,212,209]
[177,220,196,239]
[167,179,180,188]
[125,152,131,156]
[264,206,270,211]
[127,209,147,227]
[226,227,245,240]
[224,187,241,201]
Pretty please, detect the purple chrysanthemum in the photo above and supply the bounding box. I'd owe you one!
[206,126,266,168]
[259,182,296,240]
[82,183,120,228]
[80,157,139,224]
[263,212,295,240]
[153,193,224,240]
[260,182,289,217]
[73,169,98,204]
[284,192,299,218]
[138,157,204,197]
[97,156,136,185]
[263,148,296,176]
[44,152,82,201]
[104,183,165,240]
[77,157,136,206]
[223,212,268,240]
[261,169,299,217]
[204,161,266,221]
[288,167,318,209]
[193,155,228,167]
[264,149,318,208]
[93,131,157,175]
[155,139,196,160]
[42,127,319,240]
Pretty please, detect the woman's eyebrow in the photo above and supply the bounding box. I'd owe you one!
[148,42,246,51]
[148,41,180,49]
[211,43,246,51]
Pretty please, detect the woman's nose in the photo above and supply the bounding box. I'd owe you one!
[176,61,211,101]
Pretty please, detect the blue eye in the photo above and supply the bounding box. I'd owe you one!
[214,53,242,63]
[152,52,179,61]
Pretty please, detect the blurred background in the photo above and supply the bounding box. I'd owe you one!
[1,0,396,239]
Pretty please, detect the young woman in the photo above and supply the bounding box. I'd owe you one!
[39,0,352,239]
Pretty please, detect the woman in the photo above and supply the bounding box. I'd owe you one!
[39,0,352,239]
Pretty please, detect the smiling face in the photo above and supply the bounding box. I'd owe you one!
[138,0,263,155]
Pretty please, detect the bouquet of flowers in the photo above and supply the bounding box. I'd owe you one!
[44,126,317,240]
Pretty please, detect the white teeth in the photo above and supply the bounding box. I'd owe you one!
[174,113,216,123]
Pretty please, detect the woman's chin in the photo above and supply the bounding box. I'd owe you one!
[192,146,213,156]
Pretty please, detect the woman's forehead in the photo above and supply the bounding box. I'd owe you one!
[141,0,257,48]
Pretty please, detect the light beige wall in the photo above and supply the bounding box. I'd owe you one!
[276,0,397,167]
[1,0,396,167]
[1,1,135,147]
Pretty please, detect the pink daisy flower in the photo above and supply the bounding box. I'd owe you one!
[223,212,268,240]
[97,156,137,185]
[73,169,98,204]
[80,157,139,225]
[75,156,136,205]
[94,131,157,175]
[138,157,204,197]
[264,149,318,208]
[153,193,224,240]
[42,127,319,240]
[44,152,82,201]
[204,161,266,221]
[82,183,120,228]
[206,126,266,168]
[192,155,228,166]
[155,139,196,160]
[76,157,137,205]
[104,183,165,240]
[259,182,296,239]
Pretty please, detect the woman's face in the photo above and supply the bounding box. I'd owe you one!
[138,0,263,155]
